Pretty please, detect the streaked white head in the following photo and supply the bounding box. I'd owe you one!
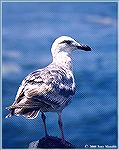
[51,36,91,59]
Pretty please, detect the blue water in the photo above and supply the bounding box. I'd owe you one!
[2,2,117,148]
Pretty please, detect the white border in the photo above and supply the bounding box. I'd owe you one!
[1,1,2,149]
[1,1,118,150]
[1,1,119,2]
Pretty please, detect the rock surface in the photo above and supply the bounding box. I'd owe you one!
[29,136,75,148]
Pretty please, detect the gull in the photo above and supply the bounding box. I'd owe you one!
[6,36,91,143]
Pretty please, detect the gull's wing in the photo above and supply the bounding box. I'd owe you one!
[7,64,76,117]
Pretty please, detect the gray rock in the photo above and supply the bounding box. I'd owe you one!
[29,136,75,148]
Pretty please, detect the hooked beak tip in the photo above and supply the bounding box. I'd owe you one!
[76,44,91,51]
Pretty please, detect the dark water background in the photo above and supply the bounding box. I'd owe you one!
[2,2,117,148]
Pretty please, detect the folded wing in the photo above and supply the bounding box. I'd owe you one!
[6,64,76,119]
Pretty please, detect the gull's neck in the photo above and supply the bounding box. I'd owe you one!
[52,51,72,70]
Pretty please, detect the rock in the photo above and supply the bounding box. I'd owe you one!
[29,136,75,148]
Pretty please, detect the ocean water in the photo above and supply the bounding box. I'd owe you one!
[2,2,117,148]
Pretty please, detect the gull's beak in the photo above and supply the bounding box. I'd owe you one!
[73,42,91,51]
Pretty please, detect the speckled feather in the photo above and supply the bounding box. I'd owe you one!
[6,62,76,119]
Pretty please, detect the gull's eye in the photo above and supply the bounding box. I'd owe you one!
[65,40,72,45]
[60,40,72,45]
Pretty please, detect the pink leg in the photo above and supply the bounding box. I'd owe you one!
[41,112,48,137]
[58,112,65,143]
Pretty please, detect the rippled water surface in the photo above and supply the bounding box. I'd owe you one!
[2,2,117,148]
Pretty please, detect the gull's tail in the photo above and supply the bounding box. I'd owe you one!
[5,106,15,118]
[5,104,40,119]
[5,113,12,118]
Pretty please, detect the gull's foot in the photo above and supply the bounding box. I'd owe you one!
[61,138,65,145]
[44,134,49,140]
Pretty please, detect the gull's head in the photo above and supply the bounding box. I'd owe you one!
[51,36,91,59]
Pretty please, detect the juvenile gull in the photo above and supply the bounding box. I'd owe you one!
[6,36,91,143]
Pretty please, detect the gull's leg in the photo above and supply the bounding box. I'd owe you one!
[58,112,65,143]
[41,112,48,137]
